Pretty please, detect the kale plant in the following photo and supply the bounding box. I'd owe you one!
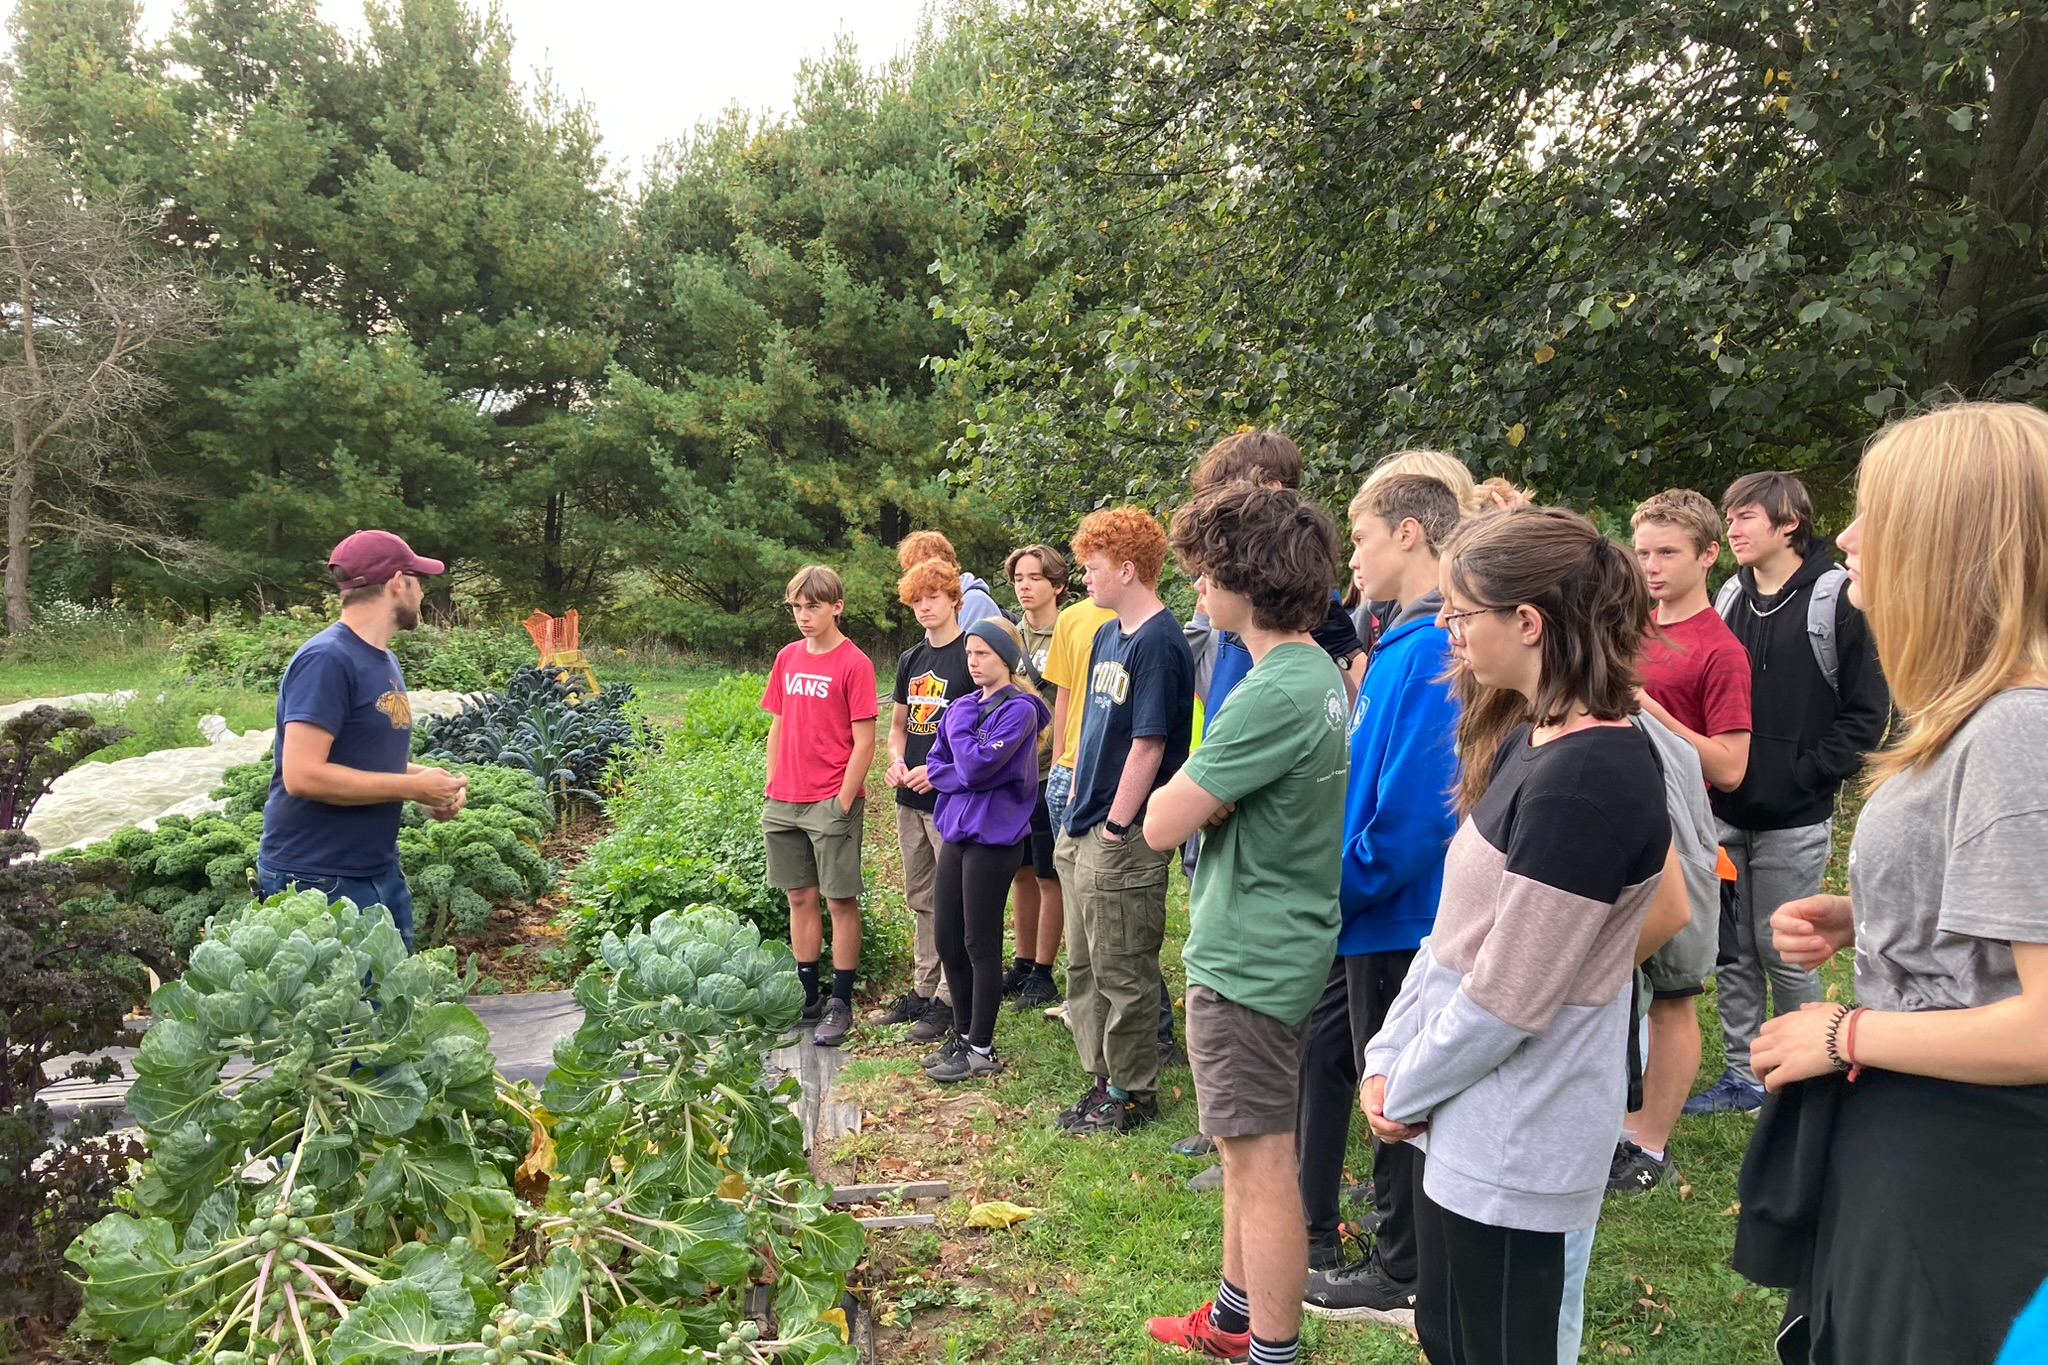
[417,667,639,824]
[0,705,132,829]
[0,829,165,1340]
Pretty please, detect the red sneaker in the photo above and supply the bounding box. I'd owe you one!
[1145,1303,1250,1361]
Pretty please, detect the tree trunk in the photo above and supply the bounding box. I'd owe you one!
[5,423,34,634]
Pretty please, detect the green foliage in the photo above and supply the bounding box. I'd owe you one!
[64,890,527,1362]
[64,897,861,1364]
[0,704,132,829]
[566,738,783,955]
[942,0,2048,522]
[0,828,164,1335]
[670,672,773,752]
[541,906,863,1360]
[172,612,534,693]
[417,666,642,823]
[73,761,553,954]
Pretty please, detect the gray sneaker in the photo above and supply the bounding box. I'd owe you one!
[1185,1163,1223,1192]
[1302,1251,1417,1326]
[921,1033,968,1070]
[813,997,853,1048]
[927,1046,1003,1084]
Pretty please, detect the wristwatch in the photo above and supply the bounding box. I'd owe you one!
[1102,817,1130,838]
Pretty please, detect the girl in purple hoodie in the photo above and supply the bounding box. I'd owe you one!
[922,617,1054,1083]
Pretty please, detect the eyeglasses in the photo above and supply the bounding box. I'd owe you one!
[1440,606,1502,643]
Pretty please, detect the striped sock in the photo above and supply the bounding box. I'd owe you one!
[1248,1333,1298,1365]
[1211,1278,1250,1335]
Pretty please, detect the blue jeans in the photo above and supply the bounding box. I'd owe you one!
[256,862,415,952]
[1560,1225,1594,1364]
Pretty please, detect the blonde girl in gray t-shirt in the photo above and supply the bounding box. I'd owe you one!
[1743,401,2048,1365]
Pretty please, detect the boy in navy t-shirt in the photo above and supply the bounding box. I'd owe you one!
[258,531,469,949]
[1052,506,1195,1136]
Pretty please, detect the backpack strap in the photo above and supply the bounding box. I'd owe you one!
[1806,567,1848,697]
[1714,574,1743,622]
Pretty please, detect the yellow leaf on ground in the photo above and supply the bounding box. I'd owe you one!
[965,1200,1041,1229]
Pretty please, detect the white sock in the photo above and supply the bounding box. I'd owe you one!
[1639,1146,1665,1162]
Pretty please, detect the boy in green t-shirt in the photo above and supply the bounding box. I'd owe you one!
[1142,484,1350,1365]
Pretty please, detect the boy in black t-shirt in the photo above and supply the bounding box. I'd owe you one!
[1053,507,1196,1136]
[883,559,977,1043]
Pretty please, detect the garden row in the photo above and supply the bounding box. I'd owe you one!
[6,660,887,1357]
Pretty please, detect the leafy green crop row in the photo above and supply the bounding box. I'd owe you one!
[416,666,641,824]
[67,760,554,954]
[66,892,861,1365]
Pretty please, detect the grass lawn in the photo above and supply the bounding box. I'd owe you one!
[829,808,1864,1365]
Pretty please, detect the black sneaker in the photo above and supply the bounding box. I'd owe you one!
[907,999,954,1044]
[1055,1078,1109,1131]
[877,992,930,1027]
[800,995,824,1026]
[1302,1251,1417,1326]
[1158,1038,1186,1069]
[920,1033,968,1070]
[1607,1140,1670,1194]
[813,997,853,1048]
[1308,1235,1349,1273]
[1014,972,1061,1010]
[1000,962,1033,997]
[1067,1093,1158,1135]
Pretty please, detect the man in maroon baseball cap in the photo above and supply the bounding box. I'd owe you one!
[254,529,464,950]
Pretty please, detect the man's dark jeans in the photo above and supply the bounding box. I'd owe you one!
[256,861,415,951]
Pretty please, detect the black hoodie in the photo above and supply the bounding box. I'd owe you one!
[1709,545,1890,831]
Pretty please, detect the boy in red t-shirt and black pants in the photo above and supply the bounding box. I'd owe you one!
[1619,490,1753,1188]
[761,566,880,1047]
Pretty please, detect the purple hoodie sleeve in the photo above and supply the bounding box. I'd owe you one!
[929,696,1039,792]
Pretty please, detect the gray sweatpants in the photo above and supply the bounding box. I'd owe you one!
[1715,820,1831,1084]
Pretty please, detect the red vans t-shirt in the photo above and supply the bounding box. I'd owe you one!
[1641,608,1752,738]
[761,637,879,803]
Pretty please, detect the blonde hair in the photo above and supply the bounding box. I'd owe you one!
[969,617,1042,700]
[1859,401,2048,785]
[1349,448,1479,520]
[1631,488,1721,555]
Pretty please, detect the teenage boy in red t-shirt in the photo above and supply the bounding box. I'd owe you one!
[761,565,879,1048]
[1619,489,1752,1188]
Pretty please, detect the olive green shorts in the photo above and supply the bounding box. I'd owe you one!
[762,795,866,901]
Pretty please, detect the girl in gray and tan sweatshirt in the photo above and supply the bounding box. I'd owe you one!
[1362,507,1672,1365]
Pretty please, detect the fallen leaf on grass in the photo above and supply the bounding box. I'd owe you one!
[1719,1200,1742,1217]
[965,1200,1041,1229]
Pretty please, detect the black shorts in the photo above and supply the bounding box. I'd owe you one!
[1020,779,1058,879]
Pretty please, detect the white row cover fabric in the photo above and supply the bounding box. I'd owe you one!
[21,690,473,855]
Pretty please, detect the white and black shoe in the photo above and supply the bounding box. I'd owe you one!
[1607,1140,1670,1194]
[1302,1251,1417,1327]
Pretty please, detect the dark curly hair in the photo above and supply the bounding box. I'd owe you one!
[1169,484,1340,633]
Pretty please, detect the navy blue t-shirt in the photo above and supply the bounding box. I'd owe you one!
[258,623,415,877]
[1065,607,1196,835]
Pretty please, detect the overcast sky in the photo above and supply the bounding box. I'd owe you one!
[126,0,934,179]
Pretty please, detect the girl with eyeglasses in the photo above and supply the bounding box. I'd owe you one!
[1359,505,1675,1365]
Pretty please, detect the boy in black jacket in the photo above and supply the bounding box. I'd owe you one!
[1686,472,1890,1114]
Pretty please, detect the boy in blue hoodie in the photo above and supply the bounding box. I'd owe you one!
[1299,473,1464,1326]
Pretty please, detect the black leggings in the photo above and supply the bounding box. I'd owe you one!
[933,838,1023,1049]
[1413,1163,1565,1365]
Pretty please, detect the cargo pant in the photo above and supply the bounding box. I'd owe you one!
[895,804,950,1004]
[1715,819,1831,1084]
[1054,820,1173,1102]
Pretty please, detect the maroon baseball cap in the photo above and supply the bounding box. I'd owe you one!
[328,530,445,590]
